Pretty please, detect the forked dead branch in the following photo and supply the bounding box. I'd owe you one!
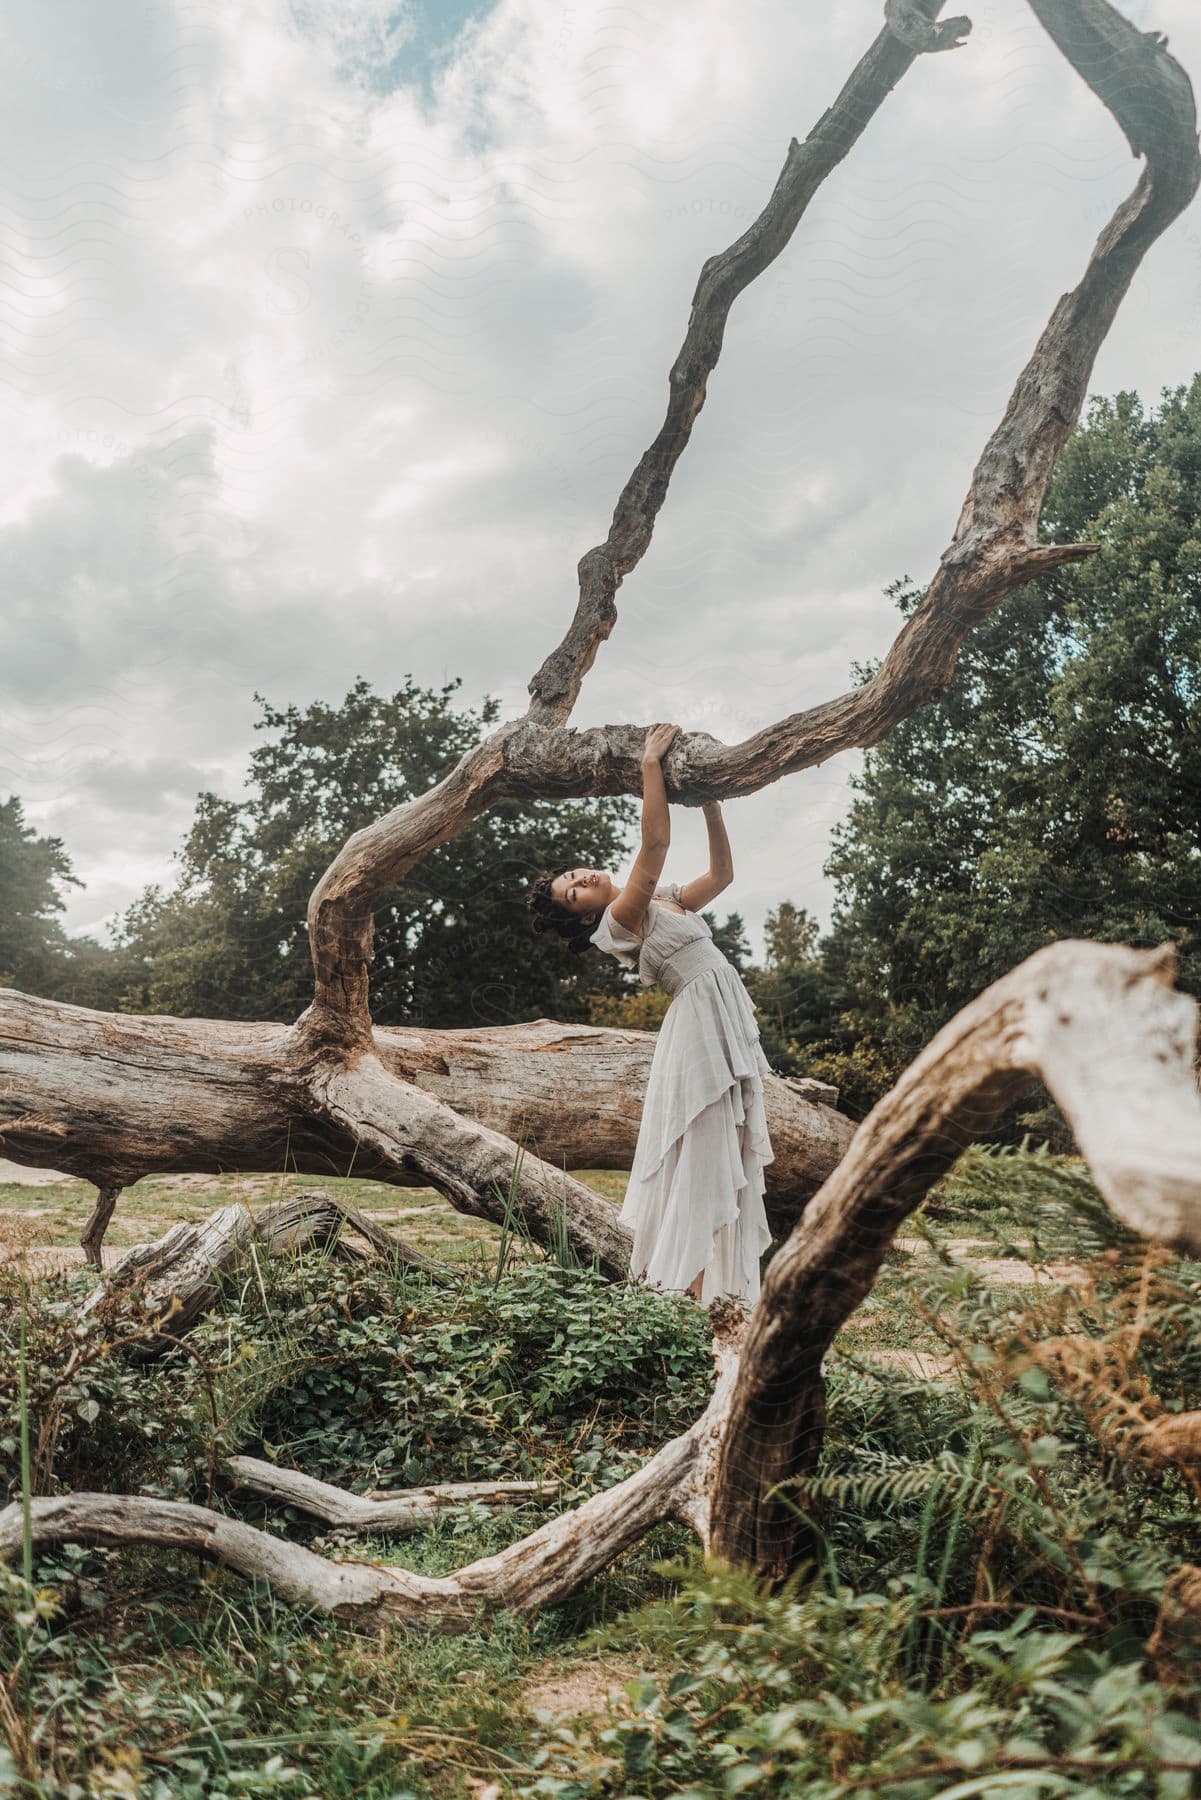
[1,0,1199,1600]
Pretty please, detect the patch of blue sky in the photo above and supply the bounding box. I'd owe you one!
[290,1,497,103]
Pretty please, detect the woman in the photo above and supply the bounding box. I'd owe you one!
[526,722,773,1308]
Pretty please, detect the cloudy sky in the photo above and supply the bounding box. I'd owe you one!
[3,0,1199,963]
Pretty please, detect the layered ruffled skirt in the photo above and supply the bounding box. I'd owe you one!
[619,963,774,1307]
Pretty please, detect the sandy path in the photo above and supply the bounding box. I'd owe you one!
[0,1158,69,1187]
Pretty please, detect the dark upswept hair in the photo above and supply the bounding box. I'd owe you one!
[526,863,604,957]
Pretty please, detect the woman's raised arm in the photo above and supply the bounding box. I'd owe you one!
[609,723,679,934]
[676,800,733,913]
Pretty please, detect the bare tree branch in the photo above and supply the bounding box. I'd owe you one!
[524,0,968,729]
[305,0,1199,1036]
[708,940,1201,1575]
[224,1457,561,1537]
[884,0,972,52]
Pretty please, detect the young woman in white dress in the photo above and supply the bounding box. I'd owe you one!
[526,723,774,1309]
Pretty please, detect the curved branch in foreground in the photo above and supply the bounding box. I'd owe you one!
[305,0,1199,1033]
[9,944,1201,1620]
[708,940,1201,1576]
[0,1313,748,1630]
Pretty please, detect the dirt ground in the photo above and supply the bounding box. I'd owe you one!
[522,1655,645,1720]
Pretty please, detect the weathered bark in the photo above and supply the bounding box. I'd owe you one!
[0,991,852,1251]
[224,1456,560,1537]
[251,1191,448,1271]
[80,1185,121,1270]
[7,940,1201,1620]
[524,0,969,727]
[308,1056,637,1279]
[85,1193,451,1342]
[708,941,1201,1575]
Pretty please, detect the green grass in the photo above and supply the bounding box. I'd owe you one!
[0,1167,633,1268]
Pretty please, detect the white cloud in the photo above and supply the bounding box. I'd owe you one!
[1,0,1199,969]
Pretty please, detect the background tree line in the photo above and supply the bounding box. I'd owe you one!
[6,377,1199,1135]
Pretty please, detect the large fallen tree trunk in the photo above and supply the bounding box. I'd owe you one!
[0,993,851,1268]
[7,941,1201,1625]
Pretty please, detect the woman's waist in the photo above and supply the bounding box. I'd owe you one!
[645,937,730,987]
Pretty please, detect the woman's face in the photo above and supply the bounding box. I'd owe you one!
[550,866,613,918]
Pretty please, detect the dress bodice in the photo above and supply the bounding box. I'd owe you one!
[591,884,730,996]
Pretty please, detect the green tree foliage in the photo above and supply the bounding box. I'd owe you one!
[817,379,1201,1126]
[0,796,77,992]
[114,678,638,1026]
[708,907,752,973]
[743,900,841,1076]
[0,796,115,1007]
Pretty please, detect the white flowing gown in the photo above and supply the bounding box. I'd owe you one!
[590,884,774,1307]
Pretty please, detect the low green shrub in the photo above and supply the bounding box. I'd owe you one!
[519,1564,1201,1798]
[237,1258,715,1491]
[0,1257,716,1507]
[517,1221,1201,1797]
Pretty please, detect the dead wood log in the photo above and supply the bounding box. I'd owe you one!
[224,1456,560,1536]
[308,1057,636,1278]
[86,1192,452,1342]
[0,993,851,1255]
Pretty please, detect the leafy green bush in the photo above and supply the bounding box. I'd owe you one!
[0,1270,220,1503]
[233,1258,716,1491]
[1,1254,714,1795]
[0,1256,715,1507]
[519,1565,1201,1797]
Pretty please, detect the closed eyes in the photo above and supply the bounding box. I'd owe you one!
[568,868,593,905]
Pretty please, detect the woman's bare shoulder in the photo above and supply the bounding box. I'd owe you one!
[608,883,684,936]
[606,887,650,937]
